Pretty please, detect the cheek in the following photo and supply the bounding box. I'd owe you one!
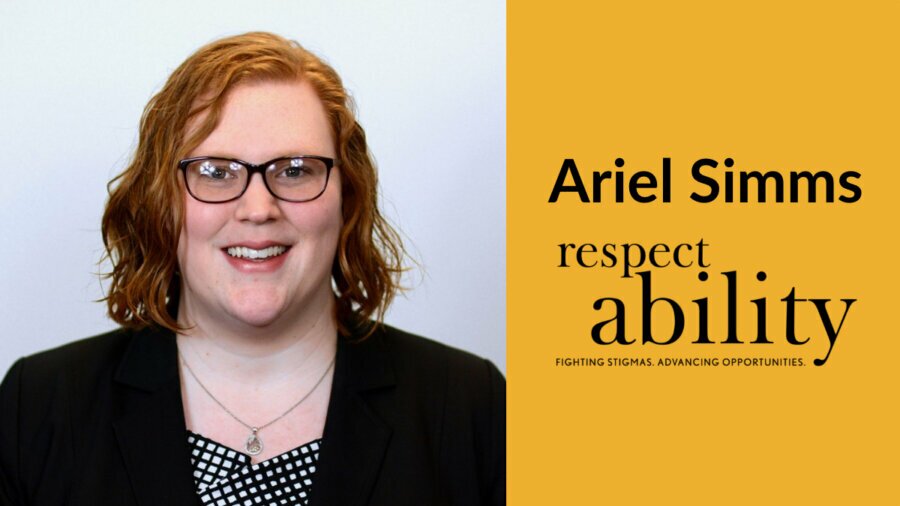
[287,202,343,243]
[298,176,343,238]
[178,198,227,267]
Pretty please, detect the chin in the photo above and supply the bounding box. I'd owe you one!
[225,290,289,328]
[226,305,286,328]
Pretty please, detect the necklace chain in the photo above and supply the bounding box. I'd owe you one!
[180,350,335,437]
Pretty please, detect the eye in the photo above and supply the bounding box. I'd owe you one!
[274,158,310,179]
[197,161,239,180]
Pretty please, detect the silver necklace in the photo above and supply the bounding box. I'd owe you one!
[180,352,335,456]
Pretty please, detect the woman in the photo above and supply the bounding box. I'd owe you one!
[0,32,505,506]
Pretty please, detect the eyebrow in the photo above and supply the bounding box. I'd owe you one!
[190,153,313,162]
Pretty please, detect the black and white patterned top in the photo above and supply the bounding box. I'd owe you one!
[186,430,322,506]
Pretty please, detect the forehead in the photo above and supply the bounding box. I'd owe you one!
[188,80,335,161]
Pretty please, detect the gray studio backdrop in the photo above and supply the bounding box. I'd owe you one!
[0,1,505,374]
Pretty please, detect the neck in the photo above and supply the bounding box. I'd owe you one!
[175,298,338,389]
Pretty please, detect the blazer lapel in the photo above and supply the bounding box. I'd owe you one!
[311,328,396,506]
[111,327,200,506]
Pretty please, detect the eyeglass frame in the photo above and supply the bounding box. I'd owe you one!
[177,155,336,204]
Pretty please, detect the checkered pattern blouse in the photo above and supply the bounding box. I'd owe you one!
[186,430,322,506]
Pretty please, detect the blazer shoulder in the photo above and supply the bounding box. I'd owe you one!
[371,324,505,419]
[376,324,504,383]
[3,328,136,404]
[20,328,132,378]
[24,327,133,364]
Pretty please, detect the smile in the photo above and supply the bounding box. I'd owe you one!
[225,245,288,260]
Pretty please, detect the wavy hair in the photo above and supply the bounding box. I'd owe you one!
[101,32,405,337]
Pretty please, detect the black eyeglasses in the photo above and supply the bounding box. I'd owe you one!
[178,156,335,203]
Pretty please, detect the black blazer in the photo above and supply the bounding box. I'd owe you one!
[0,325,505,505]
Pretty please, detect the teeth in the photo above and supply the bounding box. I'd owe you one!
[226,245,288,260]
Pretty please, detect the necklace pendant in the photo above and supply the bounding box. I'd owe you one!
[246,427,263,456]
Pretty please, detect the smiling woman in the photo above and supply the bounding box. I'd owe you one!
[0,32,504,506]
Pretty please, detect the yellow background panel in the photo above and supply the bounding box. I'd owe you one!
[509,2,898,503]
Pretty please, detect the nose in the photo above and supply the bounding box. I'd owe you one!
[234,173,282,223]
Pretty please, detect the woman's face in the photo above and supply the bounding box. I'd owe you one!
[176,80,342,330]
